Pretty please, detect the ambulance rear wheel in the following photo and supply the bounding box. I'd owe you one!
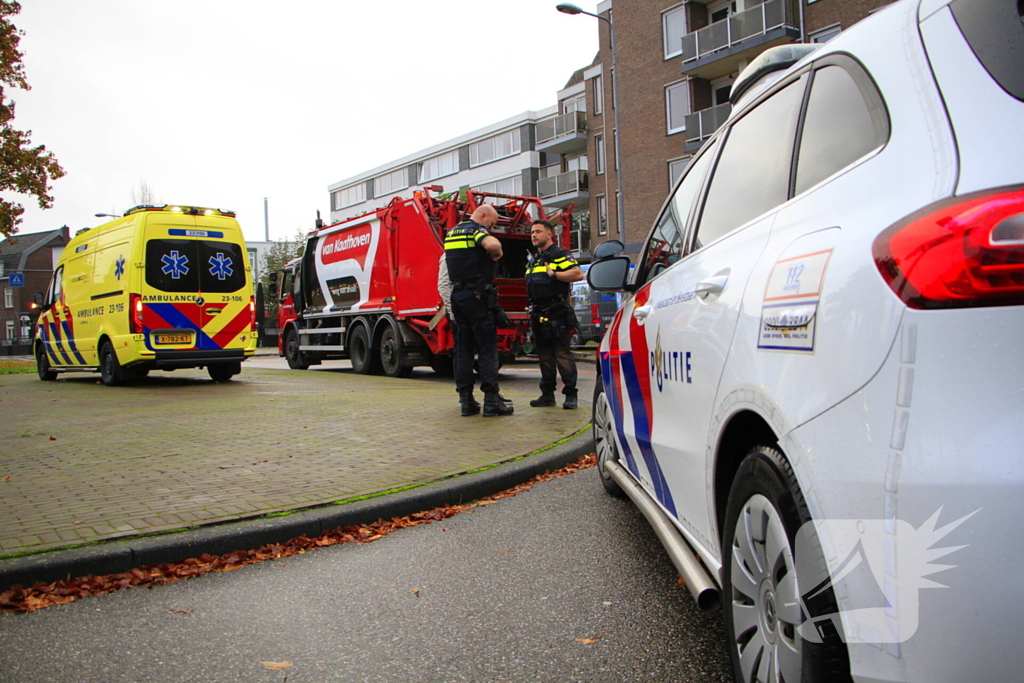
[349,324,380,375]
[36,345,57,382]
[284,329,309,370]
[380,325,412,378]
[100,342,125,387]
[208,362,240,382]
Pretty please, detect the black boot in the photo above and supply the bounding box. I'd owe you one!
[483,391,514,417]
[563,394,578,410]
[459,390,480,417]
[530,391,557,407]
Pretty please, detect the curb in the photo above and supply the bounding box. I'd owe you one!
[0,430,595,592]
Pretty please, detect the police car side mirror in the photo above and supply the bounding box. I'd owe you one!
[588,256,633,292]
[593,240,625,260]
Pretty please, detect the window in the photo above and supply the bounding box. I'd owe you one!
[794,63,888,195]
[3,286,11,308]
[809,25,841,43]
[594,134,605,175]
[419,151,459,183]
[565,154,588,173]
[596,195,607,236]
[145,239,247,294]
[472,176,522,197]
[5,320,13,340]
[469,131,521,167]
[696,75,807,249]
[592,76,603,115]
[642,145,716,281]
[666,81,690,134]
[663,5,688,59]
[333,184,365,210]
[247,248,258,272]
[373,169,407,198]
[669,157,692,186]
[563,94,586,114]
[45,266,63,308]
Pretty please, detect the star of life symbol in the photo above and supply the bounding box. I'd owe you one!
[114,255,125,280]
[208,252,233,281]
[161,251,189,279]
[795,507,979,644]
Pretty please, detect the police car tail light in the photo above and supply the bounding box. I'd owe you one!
[248,296,257,332]
[873,187,1024,308]
[129,294,144,334]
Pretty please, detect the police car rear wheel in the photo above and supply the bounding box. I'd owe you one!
[36,346,56,381]
[100,342,124,387]
[593,374,625,498]
[722,445,852,683]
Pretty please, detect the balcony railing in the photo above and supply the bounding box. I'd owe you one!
[684,102,733,145]
[536,111,587,146]
[681,0,796,64]
[538,169,589,199]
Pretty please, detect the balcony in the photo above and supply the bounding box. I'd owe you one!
[536,111,587,155]
[538,169,589,209]
[684,102,732,150]
[680,0,801,81]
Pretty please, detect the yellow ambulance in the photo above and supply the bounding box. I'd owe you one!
[34,204,257,385]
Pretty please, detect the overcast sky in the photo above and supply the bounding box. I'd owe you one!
[6,1,598,242]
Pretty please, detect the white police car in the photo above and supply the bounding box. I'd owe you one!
[586,1,1024,681]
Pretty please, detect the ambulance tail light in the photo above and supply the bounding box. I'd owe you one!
[248,296,257,332]
[873,187,1024,309]
[129,294,144,334]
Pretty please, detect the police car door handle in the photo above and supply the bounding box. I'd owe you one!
[633,305,652,320]
[695,273,730,299]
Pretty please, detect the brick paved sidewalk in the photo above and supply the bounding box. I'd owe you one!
[0,367,589,558]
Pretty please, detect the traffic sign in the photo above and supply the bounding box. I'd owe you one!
[8,273,24,286]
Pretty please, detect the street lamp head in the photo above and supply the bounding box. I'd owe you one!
[556,3,583,15]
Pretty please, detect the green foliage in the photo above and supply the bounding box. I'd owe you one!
[0,1,65,238]
[258,227,307,322]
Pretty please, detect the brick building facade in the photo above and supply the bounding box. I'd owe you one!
[0,226,69,353]
[580,0,898,254]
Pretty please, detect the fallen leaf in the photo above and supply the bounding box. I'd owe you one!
[259,661,293,671]
[49,436,57,441]
[411,588,420,597]
[675,576,686,588]
[0,476,9,482]
[494,548,512,553]
[73,520,83,524]
[576,637,599,645]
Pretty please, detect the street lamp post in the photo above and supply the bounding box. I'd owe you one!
[556,2,626,246]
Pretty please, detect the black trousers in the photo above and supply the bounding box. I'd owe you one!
[532,315,577,396]
[451,288,500,395]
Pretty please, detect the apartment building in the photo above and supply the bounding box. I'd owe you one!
[0,226,69,352]
[576,0,896,254]
[329,109,546,217]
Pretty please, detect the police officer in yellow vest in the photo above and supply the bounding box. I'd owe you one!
[444,204,513,417]
[526,219,585,409]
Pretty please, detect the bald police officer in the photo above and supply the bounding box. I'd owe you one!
[443,204,513,417]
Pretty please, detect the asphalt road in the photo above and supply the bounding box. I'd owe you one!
[0,456,733,683]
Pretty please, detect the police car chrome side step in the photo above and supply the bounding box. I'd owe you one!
[605,458,721,612]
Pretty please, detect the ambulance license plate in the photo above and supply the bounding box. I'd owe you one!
[155,333,191,344]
